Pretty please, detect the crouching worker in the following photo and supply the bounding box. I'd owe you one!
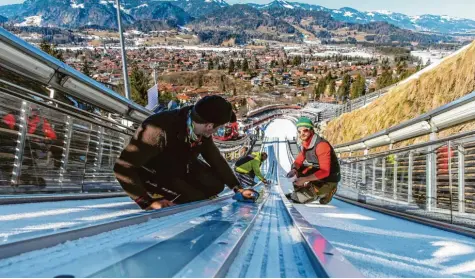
[285,117,341,204]
[114,96,259,210]
[234,152,270,187]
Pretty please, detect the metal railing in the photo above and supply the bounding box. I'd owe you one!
[334,85,394,118]
[0,27,151,122]
[281,113,475,230]
[338,129,475,229]
[0,82,252,193]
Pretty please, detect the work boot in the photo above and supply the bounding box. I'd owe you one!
[319,187,337,205]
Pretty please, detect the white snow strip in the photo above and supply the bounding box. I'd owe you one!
[305,204,337,209]
[431,241,475,259]
[443,259,475,275]
[0,208,87,221]
[21,222,79,231]
[319,213,375,221]
[80,201,135,209]
[76,209,142,221]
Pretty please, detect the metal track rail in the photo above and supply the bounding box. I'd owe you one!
[268,141,363,278]
[0,194,232,260]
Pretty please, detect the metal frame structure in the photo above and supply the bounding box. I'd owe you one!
[0,27,150,122]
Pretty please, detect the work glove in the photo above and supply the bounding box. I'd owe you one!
[286,169,297,178]
[233,189,260,203]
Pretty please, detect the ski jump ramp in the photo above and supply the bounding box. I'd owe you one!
[0,140,361,278]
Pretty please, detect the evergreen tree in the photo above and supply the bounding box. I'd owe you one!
[82,58,91,77]
[316,78,327,98]
[130,66,151,106]
[242,58,249,72]
[159,92,176,104]
[372,67,378,77]
[236,60,242,70]
[39,40,64,62]
[208,59,214,70]
[292,56,302,66]
[337,74,351,100]
[328,80,336,96]
[350,74,366,99]
[228,59,235,73]
[376,59,393,89]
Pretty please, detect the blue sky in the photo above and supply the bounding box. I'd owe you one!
[1,0,475,20]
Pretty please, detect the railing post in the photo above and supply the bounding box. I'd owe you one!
[11,101,28,186]
[393,154,398,200]
[80,123,92,193]
[362,149,368,185]
[59,116,73,190]
[94,127,105,183]
[381,157,386,196]
[458,144,465,213]
[426,132,438,211]
[408,151,414,203]
[448,141,454,223]
[372,158,376,194]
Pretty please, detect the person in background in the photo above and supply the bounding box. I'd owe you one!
[234,151,270,187]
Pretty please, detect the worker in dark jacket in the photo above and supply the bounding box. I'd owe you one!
[286,117,341,204]
[114,96,258,210]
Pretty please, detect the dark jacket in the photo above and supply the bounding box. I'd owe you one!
[114,106,240,202]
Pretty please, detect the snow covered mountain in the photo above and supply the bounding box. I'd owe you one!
[0,0,474,34]
[248,0,475,34]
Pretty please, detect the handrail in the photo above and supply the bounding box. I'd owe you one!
[340,127,475,163]
[0,27,152,121]
[334,88,475,152]
[0,78,137,134]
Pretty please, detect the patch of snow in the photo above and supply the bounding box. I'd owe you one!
[70,0,84,9]
[14,15,42,27]
[71,3,84,8]
[205,0,212,2]
[356,17,362,20]
[135,3,148,8]
[332,10,342,14]
[441,15,461,21]
[374,10,393,15]
[366,12,374,17]
[410,15,420,23]
[344,11,353,17]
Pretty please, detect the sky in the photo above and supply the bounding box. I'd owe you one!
[1,0,475,20]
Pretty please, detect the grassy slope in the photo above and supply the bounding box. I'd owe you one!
[323,40,475,146]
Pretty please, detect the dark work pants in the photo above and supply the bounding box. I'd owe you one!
[143,160,225,204]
